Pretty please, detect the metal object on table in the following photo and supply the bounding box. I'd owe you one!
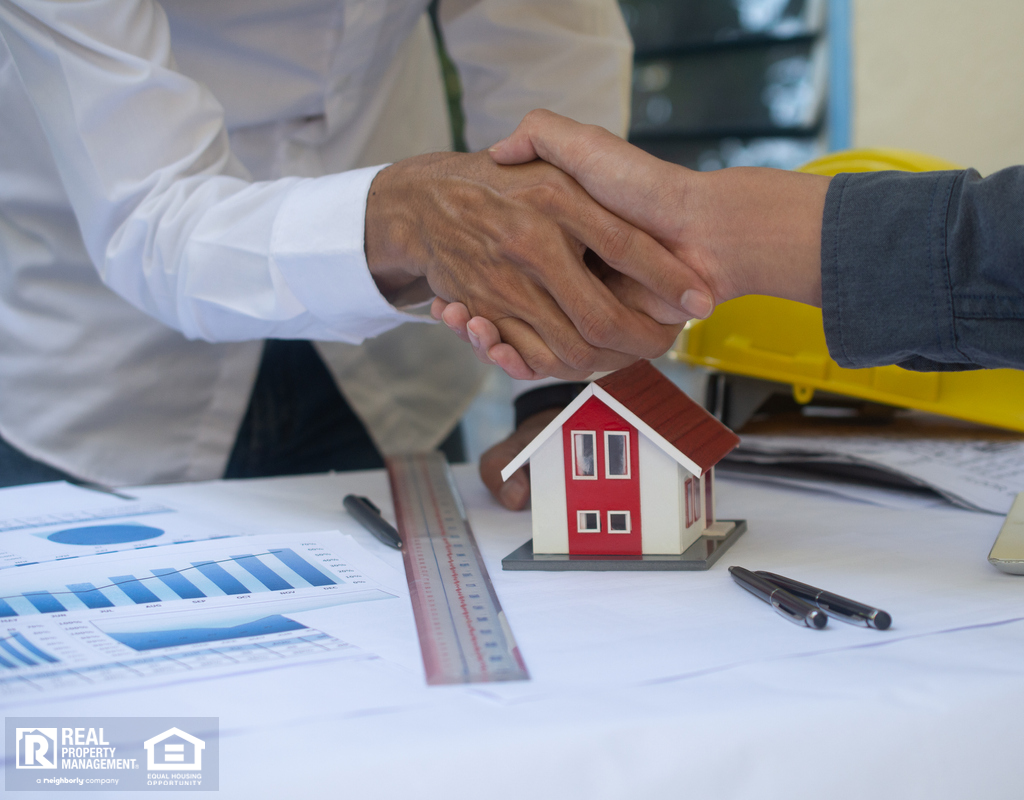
[386,452,528,685]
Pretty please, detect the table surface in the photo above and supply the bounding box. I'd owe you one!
[11,465,1024,800]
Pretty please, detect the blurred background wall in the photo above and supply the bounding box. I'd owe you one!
[851,0,1024,175]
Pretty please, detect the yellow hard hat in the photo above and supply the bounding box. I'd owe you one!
[674,149,1024,432]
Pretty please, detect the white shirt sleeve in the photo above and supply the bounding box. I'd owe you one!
[0,0,420,344]
[439,0,634,149]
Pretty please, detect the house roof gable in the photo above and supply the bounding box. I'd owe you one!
[501,361,739,481]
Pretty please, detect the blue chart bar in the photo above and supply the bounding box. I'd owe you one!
[0,632,60,668]
[13,631,59,663]
[192,561,249,595]
[24,591,66,614]
[0,639,32,666]
[231,555,293,591]
[151,568,205,600]
[67,582,115,609]
[269,549,337,587]
[110,575,161,604]
[0,598,16,618]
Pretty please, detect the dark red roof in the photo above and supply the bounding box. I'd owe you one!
[596,360,739,472]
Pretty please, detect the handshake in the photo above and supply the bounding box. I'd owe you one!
[367,109,831,381]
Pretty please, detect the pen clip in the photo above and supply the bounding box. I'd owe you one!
[769,595,809,624]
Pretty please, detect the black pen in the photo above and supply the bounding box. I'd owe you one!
[729,566,827,629]
[755,571,892,630]
[343,495,403,550]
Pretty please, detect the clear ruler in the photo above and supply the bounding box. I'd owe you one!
[386,452,529,686]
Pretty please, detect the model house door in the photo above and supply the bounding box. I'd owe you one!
[562,398,642,556]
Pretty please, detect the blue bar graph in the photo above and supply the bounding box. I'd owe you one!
[6,548,340,617]
[110,575,161,604]
[24,591,66,613]
[192,561,249,595]
[269,549,337,587]
[231,555,293,591]
[151,568,205,599]
[68,582,115,609]
[13,631,59,663]
[0,653,14,669]
[0,639,33,666]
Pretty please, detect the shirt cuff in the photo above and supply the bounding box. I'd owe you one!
[820,170,964,369]
[270,165,430,342]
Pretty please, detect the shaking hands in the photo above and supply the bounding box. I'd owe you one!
[431,109,831,378]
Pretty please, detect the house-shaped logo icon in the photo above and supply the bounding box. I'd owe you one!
[144,727,205,771]
[15,728,57,769]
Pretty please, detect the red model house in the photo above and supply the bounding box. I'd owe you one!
[501,361,741,556]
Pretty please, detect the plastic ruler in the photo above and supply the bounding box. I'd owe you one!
[386,452,529,686]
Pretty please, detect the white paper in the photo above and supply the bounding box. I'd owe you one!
[0,481,248,568]
[0,532,410,706]
[729,435,1024,514]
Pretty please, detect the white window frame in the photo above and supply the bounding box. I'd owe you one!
[603,431,631,479]
[577,510,601,533]
[607,510,632,534]
[571,430,598,480]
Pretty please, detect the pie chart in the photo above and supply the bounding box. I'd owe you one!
[47,524,164,546]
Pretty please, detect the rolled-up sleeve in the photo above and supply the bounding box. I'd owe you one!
[821,167,1024,371]
[0,0,421,344]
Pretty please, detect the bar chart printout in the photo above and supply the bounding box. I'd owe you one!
[0,532,405,702]
[0,546,361,617]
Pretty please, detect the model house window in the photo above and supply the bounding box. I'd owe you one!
[705,470,714,525]
[577,510,600,533]
[572,431,597,479]
[604,432,630,478]
[693,476,702,521]
[684,477,693,527]
[608,511,631,534]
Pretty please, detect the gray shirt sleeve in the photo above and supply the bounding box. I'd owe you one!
[820,167,1024,371]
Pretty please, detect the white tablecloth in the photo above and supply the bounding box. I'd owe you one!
[13,466,1023,799]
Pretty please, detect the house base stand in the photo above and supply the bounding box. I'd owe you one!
[501,520,747,571]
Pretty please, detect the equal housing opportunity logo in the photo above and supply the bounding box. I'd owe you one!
[6,718,218,791]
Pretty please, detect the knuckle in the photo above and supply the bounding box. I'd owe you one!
[576,305,618,348]
[595,220,635,264]
[561,338,602,373]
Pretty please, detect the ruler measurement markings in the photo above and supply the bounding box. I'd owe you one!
[386,453,528,685]
[421,459,487,675]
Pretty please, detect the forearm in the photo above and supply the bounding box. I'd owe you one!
[689,168,830,307]
[822,168,1024,371]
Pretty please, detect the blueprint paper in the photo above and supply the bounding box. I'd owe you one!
[727,435,1024,514]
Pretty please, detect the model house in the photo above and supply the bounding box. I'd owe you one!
[501,360,740,557]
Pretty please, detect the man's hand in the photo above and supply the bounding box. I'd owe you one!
[479,407,561,510]
[365,150,715,379]
[489,109,830,308]
[435,110,832,374]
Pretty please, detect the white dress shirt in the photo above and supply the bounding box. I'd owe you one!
[0,0,631,486]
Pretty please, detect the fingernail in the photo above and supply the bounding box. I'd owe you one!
[467,329,480,348]
[681,290,714,319]
[488,137,509,152]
